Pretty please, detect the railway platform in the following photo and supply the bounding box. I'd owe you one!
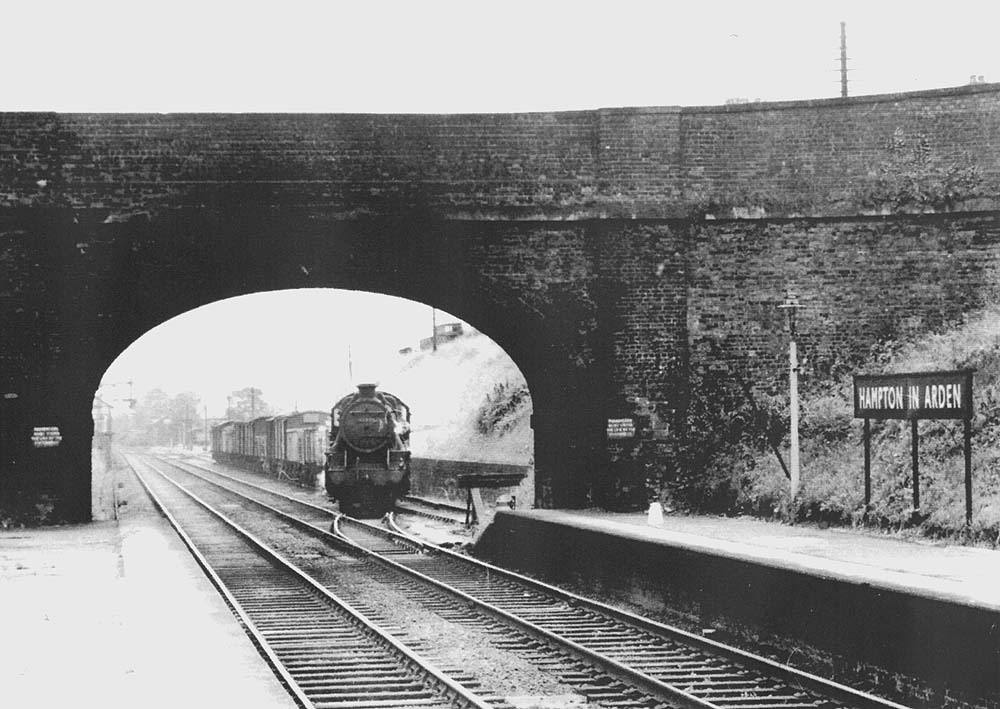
[475,509,1000,701]
[0,510,298,709]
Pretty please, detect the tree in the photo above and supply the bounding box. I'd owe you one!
[125,387,172,446]
[226,387,272,421]
[171,392,201,449]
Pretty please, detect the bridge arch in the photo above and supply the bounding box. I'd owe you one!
[33,209,609,522]
[92,286,539,518]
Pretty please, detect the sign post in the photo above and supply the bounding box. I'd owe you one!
[863,417,871,514]
[965,418,973,525]
[778,295,803,499]
[853,369,974,525]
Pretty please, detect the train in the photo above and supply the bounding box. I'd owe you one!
[210,410,331,487]
[325,383,411,516]
[210,384,411,517]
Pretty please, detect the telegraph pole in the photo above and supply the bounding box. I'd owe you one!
[840,21,849,98]
[432,307,438,352]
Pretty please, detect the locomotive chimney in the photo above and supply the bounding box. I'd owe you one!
[357,383,377,398]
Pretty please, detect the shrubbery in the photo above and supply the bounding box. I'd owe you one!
[656,365,788,515]
[661,307,1000,546]
[476,380,530,436]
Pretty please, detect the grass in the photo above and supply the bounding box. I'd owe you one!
[681,305,1000,547]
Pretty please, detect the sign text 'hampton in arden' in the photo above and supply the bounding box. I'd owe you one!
[853,370,973,420]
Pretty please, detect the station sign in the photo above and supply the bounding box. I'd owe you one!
[853,369,973,420]
[853,368,975,526]
[606,418,636,439]
[31,426,62,448]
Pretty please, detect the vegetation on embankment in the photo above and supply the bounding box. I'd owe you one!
[381,332,533,466]
[666,306,1000,546]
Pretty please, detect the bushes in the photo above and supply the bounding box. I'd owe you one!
[856,128,991,213]
[665,307,1000,546]
[476,380,530,436]
[658,366,788,514]
[799,395,853,442]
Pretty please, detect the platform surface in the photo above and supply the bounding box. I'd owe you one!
[506,508,1000,610]
[0,511,299,709]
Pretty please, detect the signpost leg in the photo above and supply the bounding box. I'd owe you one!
[863,418,871,516]
[911,419,920,515]
[964,418,973,527]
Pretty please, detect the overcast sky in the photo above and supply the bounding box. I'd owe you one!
[101,290,466,417]
[5,1,998,113]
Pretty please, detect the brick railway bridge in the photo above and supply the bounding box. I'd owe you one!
[2,84,999,521]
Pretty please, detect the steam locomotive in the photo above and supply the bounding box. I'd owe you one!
[210,384,411,517]
[325,383,411,517]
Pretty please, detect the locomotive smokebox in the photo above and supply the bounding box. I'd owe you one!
[325,383,411,517]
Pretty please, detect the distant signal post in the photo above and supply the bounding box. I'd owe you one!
[853,369,974,525]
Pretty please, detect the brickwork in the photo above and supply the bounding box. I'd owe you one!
[687,213,1000,389]
[597,222,688,402]
[2,84,997,220]
[681,88,1000,216]
[593,108,684,216]
[0,113,601,217]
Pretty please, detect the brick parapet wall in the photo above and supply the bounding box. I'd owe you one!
[1,83,996,219]
[0,112,601,217]
[593,108,684,217]
[681,86,1000,217]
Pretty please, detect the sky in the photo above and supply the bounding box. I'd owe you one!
[100,290,468,417]
[4,1,998,113]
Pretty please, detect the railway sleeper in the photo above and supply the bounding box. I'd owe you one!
[296,670,413,683]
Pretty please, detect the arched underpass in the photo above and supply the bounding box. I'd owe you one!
[91,288,537,520]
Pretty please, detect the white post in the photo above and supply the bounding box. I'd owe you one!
[789,339,800,499]
[779,293,802,502]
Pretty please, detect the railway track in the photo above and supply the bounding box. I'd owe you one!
[148,453,915,709]
[124,453,493,709]
[397,495,468,525]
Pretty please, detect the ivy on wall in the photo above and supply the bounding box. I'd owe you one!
[858,128,991,213]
